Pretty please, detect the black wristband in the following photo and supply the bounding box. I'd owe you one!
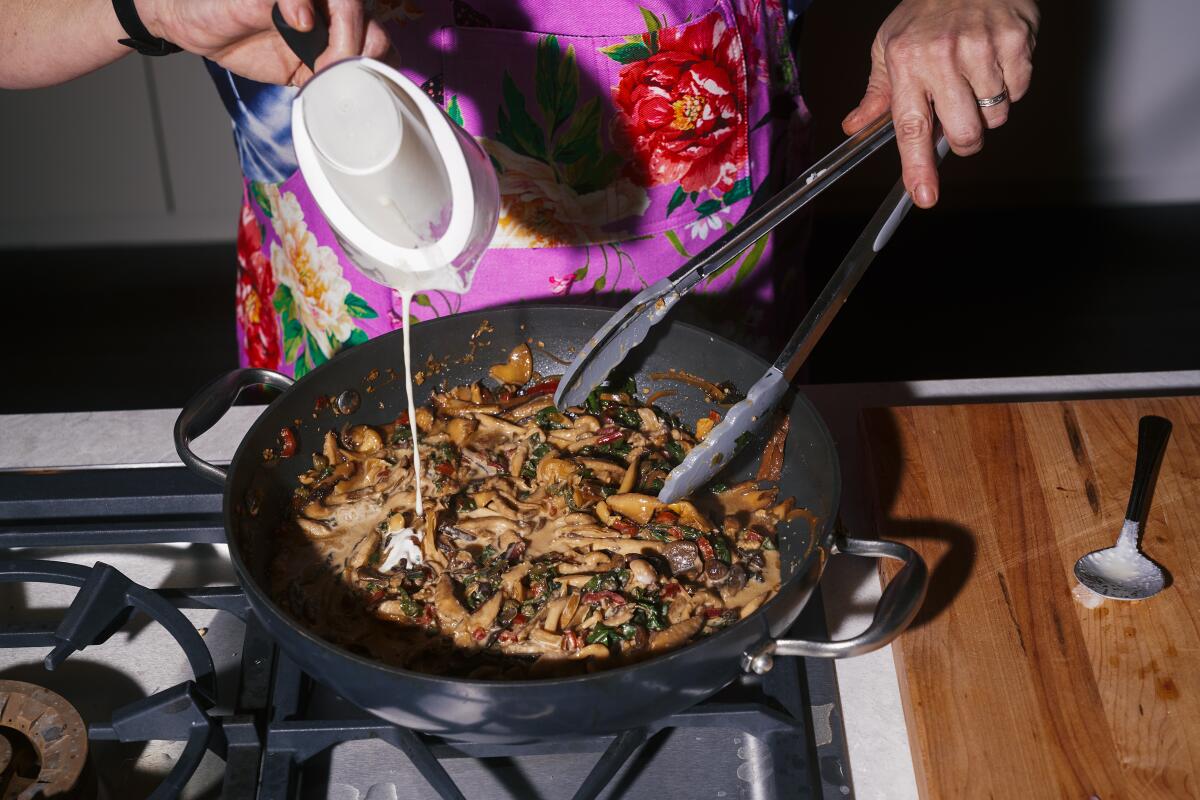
[112,0,182,56]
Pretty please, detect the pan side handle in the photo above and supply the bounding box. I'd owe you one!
[174,369,295,485]
[742,535,928,671]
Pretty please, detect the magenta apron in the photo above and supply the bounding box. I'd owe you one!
[229,0,811,377]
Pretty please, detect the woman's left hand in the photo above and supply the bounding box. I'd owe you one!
[841,0,1039,208]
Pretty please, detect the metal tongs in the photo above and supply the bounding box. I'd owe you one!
[555,113,949,500]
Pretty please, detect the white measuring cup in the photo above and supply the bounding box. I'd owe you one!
[274,7,499,294]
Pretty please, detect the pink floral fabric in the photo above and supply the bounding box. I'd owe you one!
[234,0,810,377]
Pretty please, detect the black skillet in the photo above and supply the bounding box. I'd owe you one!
[175,305,926,742]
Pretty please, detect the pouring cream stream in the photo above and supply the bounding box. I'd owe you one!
[292,60,498,563]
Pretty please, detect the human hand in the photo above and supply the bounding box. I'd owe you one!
[142,0,391,86]
[842,0,1039,208]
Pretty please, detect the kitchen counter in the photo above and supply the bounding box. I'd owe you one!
[3,369,1198,799]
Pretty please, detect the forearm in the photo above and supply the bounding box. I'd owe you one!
[0,0,133,89]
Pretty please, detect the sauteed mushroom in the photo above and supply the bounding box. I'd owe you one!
[269,357,799,680]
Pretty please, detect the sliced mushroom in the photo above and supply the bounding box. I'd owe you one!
[605,493,663,525]
[571,643,611,660]
[712,482,779,516]
[528,627,564,648]
[467,590,503,631]
[433,575,467,626]
[537,457,576,484]
[447,417,478,447]
[542,598,568,633]
[627,558,658,587]
[500,563,530,599]
[648,615,703,652]
[297,517,338,539]
[504,394,554,421]
[575,457,627,482]
[489,343,533,385]
[342,425,383,453]
[666,500,714,532]
[617,450,642,495]
[473,413,527,438]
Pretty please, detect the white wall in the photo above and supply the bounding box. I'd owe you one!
[1091,0,1200,204]
[0,55,241,247]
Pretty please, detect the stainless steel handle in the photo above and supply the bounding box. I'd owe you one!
[742,534,928,671]
[174,369,294,485]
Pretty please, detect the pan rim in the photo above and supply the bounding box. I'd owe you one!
[223,304,841,689]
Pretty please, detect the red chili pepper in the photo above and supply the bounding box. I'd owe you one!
[743,530,763,544]
[702,607,724,619]
[652,509,679,524]
[434,461,456,477]
[523,378,560,397]
[367,589,387,605]
[610,517,638,537]
[662,583,682,598]
[472,627,487,641]
[497,391,512,403]
[666,526,685,541]
[531,583,545,598]
[708,410,721,423]
[278,427,298,458]
[512,613,528,625]
[595,426,624,444]
[697,537,716,560]
[563,630,583,651]
[582,590,626,606]
[396,411,410,425]
[497,630,515,644]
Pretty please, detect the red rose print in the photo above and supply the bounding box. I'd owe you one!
[611,15,748,193]
[235,200,281,369]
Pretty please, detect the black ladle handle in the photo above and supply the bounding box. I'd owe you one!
[272,3,329,71]
[1125,415,1172,522]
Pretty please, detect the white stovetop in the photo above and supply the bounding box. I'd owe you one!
[3,370,1197,799]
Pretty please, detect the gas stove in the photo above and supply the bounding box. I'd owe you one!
[0,466,852,799]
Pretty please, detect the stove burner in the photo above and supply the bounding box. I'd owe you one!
[0,560,224,800]
[0,680,87,800]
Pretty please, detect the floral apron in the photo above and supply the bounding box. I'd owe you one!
[211,0,811,378]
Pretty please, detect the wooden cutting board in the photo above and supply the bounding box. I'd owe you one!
[861,396,1200,800]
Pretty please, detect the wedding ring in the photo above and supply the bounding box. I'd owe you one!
[976,89,1009,108]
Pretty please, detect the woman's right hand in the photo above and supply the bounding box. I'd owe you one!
[143,0,391,86]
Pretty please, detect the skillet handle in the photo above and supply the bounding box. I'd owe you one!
[174,369,294,485]
[742,534,928,672]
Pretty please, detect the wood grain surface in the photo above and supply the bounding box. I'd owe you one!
[861,396,1200,800]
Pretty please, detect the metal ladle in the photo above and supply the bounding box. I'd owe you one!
[1074,415,1172,600]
